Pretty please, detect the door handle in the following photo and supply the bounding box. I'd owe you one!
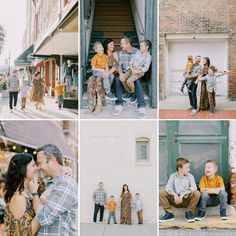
[173,132,178,143]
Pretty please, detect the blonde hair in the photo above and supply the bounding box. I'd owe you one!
[93,41,102,51]
[205,160,218,170]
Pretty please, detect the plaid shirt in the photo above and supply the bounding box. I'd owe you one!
[7,76,19,92]
[118,47,139,72]
[36,175,78,236]
[93,189,107,205]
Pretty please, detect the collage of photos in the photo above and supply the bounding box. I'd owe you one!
[0,0,236,236]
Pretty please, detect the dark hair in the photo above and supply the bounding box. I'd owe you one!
[37,144,63,165]
[110,195,114,198]
[203,57,210,68]
[103,38,114,55]
[122,184,130,193]
[176,157,189,171]
[4,153,33,203]
[140,40,152,50]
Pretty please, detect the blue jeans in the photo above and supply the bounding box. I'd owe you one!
[198,191,228,212]
[58,95,64,108]
[108,211,117,224]
[188,83,197,110]
[93,203,104,223]
[114,75,145,108]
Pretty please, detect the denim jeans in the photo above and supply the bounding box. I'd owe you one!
[188,83,197,110]
[58,95,64,108]
[9,91,18,109]
[198,191,228,212]
[108,211,117,224]
[114,75,145,108]
[93,203,105,223]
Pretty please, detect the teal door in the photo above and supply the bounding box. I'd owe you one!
[159,121,229,188]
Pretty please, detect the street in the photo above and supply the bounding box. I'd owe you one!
[0,93,78,119]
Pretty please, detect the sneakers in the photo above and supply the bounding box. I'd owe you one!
[138,107,146,119]
[122,92,132,101]
[220,209,228,220]
[185,211,195,223]
[130,93,137,104]
[195,210,205,221]
[112,105,123,116]
[105,92,117,101]
[191,109,198,116]
[159,212,175,223]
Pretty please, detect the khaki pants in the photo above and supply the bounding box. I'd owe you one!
[21,97,27,109]
[159,190,200,213]
[137,210,143,224]
[122,69,144,93]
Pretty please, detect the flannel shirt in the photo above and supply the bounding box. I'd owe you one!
[118,48,139,72]
[93,189,107,205]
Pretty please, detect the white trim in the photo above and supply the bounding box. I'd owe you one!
[166,33,229,41]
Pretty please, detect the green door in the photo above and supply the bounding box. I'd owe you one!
[159,121,229,188]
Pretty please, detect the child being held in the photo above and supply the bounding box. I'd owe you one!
[107,195,117,224]
[133,193,143,224]
[195,66,227,115]
[91,41,117,101]
[122,40,152,96]
[195,160,228,221]
[180,55,194,93]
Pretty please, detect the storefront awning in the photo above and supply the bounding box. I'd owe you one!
[14,45,34,66]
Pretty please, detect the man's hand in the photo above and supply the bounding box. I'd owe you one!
[29,177,39,194]
[119,73,127,82]
[174,194,183,205]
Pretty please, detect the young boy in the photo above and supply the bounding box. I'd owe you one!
[195,66,227,115]
[122,40,152,100]
[180,55,194,93]
[53,81,65,109]
[133,193,143,224]
[159,158,200,223]
[107,195,117,224]
[195,160,228,221]
[91,41,117,101]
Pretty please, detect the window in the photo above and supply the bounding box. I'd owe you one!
[136,137,150,162]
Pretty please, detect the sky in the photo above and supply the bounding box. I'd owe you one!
[0,0,27,66]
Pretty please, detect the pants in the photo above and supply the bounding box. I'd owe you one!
[92,70,114,94]
[198,191,228,212]
[114,75,145,108]
[137,210,143,224]
[122,69,144,93]
[159,190,200,213]
[9,91,18,110]
[58,95,64,108]
[65,75,72,94]
[93,203,105,223]
[108,211,117,224]
[207,91,216,112]
[21,97,27,108]
[188,83,198,110]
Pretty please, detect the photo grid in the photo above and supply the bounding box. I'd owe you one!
[0,0,236,236]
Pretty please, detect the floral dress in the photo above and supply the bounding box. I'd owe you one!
[120,192,132,224]
[29,78,45,104]
[4,197,35,236]
[199,66,210,111]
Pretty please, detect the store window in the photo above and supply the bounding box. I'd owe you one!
[136,137,150,162]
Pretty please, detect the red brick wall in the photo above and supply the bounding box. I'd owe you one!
[159,0,236,100]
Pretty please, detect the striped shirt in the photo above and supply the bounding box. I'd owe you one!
[7,76,19,92]
[118,47,139,72]
[36,175,78,236]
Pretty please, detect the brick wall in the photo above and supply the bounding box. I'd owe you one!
[159,0,236,100]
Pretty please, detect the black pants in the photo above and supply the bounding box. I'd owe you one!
[188,83,197,110]
[9,91,18,110]
[93,203,104,223]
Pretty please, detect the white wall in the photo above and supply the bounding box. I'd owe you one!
[80,121,157,223]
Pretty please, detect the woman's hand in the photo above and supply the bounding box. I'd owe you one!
[60,166,73,177]
[28,177,39,194]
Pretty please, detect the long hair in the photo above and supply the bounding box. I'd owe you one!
[4,153,33,203]
[122,184,130,193]
[203,57,210,68]
[103,38,114,55]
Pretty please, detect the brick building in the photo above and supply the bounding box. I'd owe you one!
[159,0,236,100]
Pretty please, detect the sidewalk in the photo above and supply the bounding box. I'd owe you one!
[80,223,157,236]
[160,95,236,119]
[81,102,157,119]
[0,94,78,119]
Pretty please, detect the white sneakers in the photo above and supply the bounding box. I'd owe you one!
[112,105,123,116]
[191,109,197,116]
[112,105,146,119]
[138,107,146,119]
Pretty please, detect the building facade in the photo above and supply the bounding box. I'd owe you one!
[159,0,236,100]
[80,120,157,223]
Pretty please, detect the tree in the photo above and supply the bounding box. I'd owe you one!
[0,25,6,54]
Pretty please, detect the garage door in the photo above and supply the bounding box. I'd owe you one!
[167,40,228,97]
